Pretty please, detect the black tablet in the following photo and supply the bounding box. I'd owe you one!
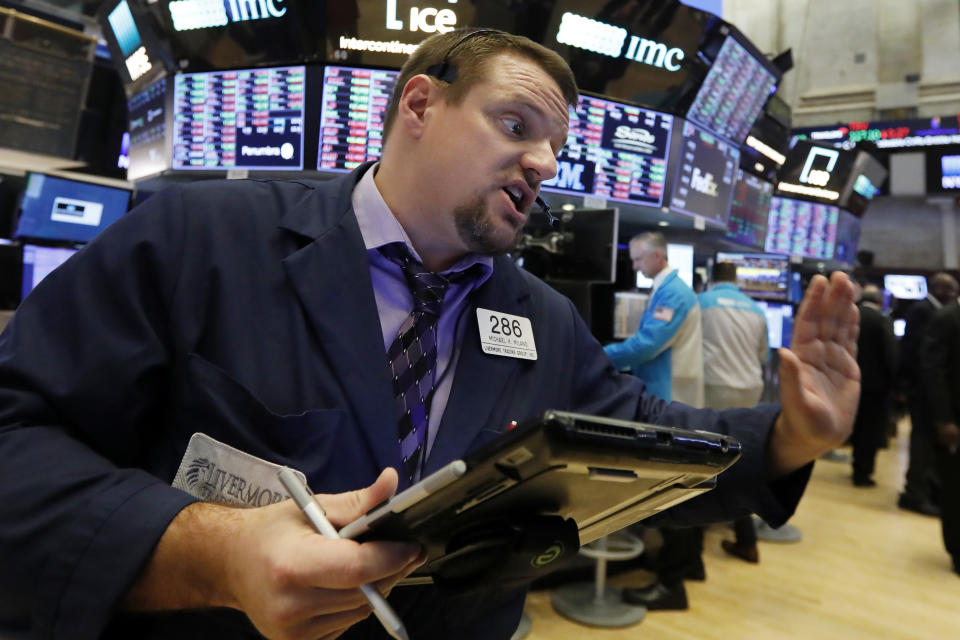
[340,410,741,586]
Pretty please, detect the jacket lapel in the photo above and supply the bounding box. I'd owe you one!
[278,169,403,476]
[425,257,533,472]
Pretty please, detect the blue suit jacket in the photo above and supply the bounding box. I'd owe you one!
[0,168,805,640]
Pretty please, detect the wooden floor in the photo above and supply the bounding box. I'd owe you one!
[523,420,960,639]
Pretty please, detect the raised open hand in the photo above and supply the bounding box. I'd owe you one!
[769,271,861,476]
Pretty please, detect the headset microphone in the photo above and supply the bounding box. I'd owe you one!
[536,195,560,228]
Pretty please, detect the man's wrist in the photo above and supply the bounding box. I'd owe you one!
[123,502,242,611]
[766,414,820,479]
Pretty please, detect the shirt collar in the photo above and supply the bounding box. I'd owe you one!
[651,265,675,294]
[927,294,943,310]
[352,164,493,279]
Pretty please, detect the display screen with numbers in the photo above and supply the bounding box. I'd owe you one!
[317,65,400,172]
[725,170,773,249]
[541,94,673,208]
[172,66,305,171]
[764,196,839,260]
[685,35,777,144]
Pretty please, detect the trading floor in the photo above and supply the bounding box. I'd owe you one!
[523,419,960,639]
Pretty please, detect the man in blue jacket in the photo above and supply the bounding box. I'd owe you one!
[0,29,860,640]
[604,232,704,407]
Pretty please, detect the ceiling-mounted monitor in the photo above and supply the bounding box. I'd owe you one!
[667,119,739,225]
[317,65,400,172]
[684,32,778,144]
[541,94,674,208]
[126,76,171,181]
[833,210,862,265]
[725,170,773,249]
[172,65,305,171]
[764,196,839,260]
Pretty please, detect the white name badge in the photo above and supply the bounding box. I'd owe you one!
[476,307,537,360]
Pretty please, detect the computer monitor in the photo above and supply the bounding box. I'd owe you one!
[541,94,674,208]
[833,210,862,265]
[21,244,79,300]
[685,34,778,145]
[725,170,773,249]
[172,66,305,171]
[764,196,839,260]
[668,119,739,226]
[636,243,695,289]
[884,274,928,300]
[613,291,648,340]
[775,139,856,205]
[317,65,400,172]
[756,300,793,349]
[521,208,619,283]
[127,75,170,181]
[14,173,131,244]
[714,251,790,301]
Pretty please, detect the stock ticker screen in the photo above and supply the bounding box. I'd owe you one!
[764,196,839,259]
[318,66,399,172]
[725,170,773,248]
[668,119,739,225]
[172,66,305,170]
[541,95,673,208]
[126,76,168,180]
[686,35,777,144]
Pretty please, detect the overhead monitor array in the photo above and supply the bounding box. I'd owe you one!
[172,66,305,171]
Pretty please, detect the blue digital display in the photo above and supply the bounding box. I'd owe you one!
[941,154,960,189]
[15,174,131,244]
[21,244,79,300]
[756,300,793,349]
[108,0,142,58]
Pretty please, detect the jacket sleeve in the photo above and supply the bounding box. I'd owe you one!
[923,308,958,425]
[571,299,807,530]
[0,186,198,640]
[604,284,694,370]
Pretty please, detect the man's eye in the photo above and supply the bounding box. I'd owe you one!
[503,118,524,137]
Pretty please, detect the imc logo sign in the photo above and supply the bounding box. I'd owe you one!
[169,0,287,31]
[556,12,685,71]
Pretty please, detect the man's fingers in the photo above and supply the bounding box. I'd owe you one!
[792,274,827,345]
[293,537,421,589]
[320,467,399,527]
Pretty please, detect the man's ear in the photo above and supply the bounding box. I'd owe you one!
[394,74,440,139]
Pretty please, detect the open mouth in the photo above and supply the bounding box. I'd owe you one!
[503,186,523,211]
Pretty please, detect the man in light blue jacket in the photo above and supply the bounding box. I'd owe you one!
[605,232,704,407]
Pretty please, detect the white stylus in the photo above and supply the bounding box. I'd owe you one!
[278,468,410,640]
